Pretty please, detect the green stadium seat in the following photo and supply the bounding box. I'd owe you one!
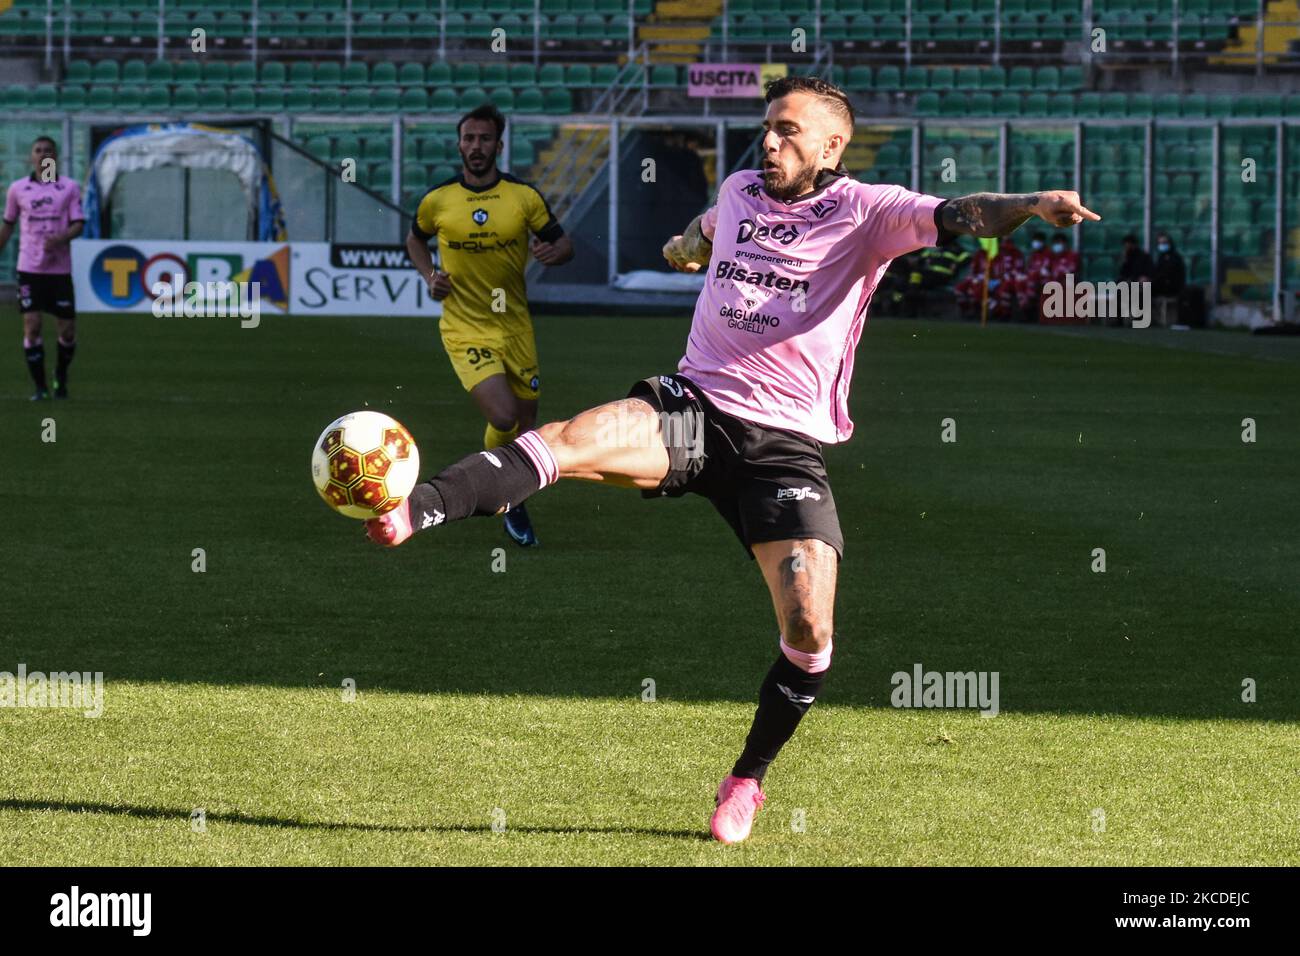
[65,60,93,84]
[543,86,572,112]
[1076,92,1101,117]
[317,62,342,84]
[314,87,343,111]
[458,86,489,110]
[929,67,954,90]
[453,63,481,86]
[1034,66,1060,90]
[1022,93,1049,117]
[121,60,147,85]
[374,87,401,111]
[3,86,30,111]
[490,87,515,110]
[481,62,507,87]
[410,12,439,36]
[174,61,200,84]
[203,62,231,84]
[143,85,171,111]
[372,63,399,86]
[1099,92,1127,117]
[231,62,257,85]
[428,62,453,85]
[1154,94,1180,118]
[342,62,369,87]
[172,85,200,110]
[60,85,87,110]
[400,87,428,111]
[1129,93,1153,116]
[258,88,286,111]
[284,87,311,111]
[509,63,537,87]
[116,87,143,111]
[593,63,618,86]
[994,91,1022,116]
[875,65,900,89]
[1006,66,1032,91]
[92,60,121,84]
[431,87,457,111]
[651,64,678,87]
[516,86,545,113]
[200,86,229,110]
[564,63,595,87]
[915,91,940,117]
[343,89,373,113]
[334,135,361,160]
[968,92,994,116]
[398,63,424,86]
[848,65,875,90]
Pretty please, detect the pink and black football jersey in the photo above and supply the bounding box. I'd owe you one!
[681,168,943,443]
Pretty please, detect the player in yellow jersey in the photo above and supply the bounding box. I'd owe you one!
[406,104,574,546]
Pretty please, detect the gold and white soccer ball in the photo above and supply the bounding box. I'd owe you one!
[311,411,421,519]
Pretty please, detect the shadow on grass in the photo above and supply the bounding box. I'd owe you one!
[0,797,709,841]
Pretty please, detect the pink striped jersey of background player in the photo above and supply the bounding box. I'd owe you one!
[3,175,84,275]
[680,168,943,444]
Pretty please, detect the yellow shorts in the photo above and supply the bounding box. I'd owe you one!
[440,325,541,401]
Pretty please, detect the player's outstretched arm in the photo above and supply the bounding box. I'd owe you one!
[941,191,1101,238]
[663,214,713,273]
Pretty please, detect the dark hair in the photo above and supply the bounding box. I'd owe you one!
[1032,231,1046,241]
[32,135,57,152]
[457,104,505,142]
[1122,233,1139,245]
[763,75,855,133]
[1051,232,1068,244]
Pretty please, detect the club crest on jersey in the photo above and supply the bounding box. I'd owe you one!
[659,375,684,397]
[735,211,809,251]
[472,208,489,225]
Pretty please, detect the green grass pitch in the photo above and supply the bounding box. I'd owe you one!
[1,309,1296,865]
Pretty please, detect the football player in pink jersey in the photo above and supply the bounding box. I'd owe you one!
[362,76,1099,844]
[0,136,85,400]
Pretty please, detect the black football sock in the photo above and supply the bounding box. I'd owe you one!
[731,653,830,784]
[23,340,47,391]
[405,441,542,532]
[55,338,76,385]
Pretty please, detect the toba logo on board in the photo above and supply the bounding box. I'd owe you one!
[87,243,290,309]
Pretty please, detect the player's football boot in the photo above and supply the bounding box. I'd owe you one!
[53,378,68,399]
[364,497,414,547]
[503,504,538,547]
[30,387,49,401]
[710,774,766,844]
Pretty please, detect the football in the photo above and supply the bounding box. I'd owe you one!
[311,411,420,519]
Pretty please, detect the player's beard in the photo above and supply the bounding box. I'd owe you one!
[762,156,819,201]
[461,149,495,176]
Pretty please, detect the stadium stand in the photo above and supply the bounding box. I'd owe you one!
[1,0,1298,307]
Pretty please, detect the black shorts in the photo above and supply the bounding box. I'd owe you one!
[627,373,844,560]
[17,272,76,320]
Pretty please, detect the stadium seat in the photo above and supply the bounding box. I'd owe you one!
[490,87,515,110]
[428,62,453,86]
[117,87,143,112]
[344,89,373,113]
[431,87,457,111]
[398,63,424,86]
[60,85,88,110]
[174,61,201,84]
[173,85,200,110]
[121,60,148,86]
[143,85,171,112]
[314,87,343,111]
[317,62,343,85]
[401,87,429,111]
[342,62,370,87]
[516,86,545,113]
[372,62,399,86]
[258,88,286,111]
[458,86,489,110]
[284,88,312,112]
[66,60,92,84]
[543,87,572,112]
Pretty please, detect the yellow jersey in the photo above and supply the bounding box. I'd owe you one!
[411,171,563,339]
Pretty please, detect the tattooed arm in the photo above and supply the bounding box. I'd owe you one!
[940,190,1100,238]
[662,213,714,273]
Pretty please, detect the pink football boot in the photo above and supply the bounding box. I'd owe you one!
[364,497,414,547]
[710,774,766,844]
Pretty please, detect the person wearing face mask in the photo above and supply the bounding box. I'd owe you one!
[1119,233,1154,284]
[1152,231,1186,326]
